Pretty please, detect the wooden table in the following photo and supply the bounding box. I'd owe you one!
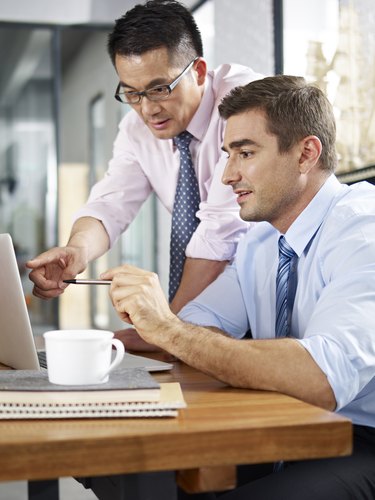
[0,357,352,499]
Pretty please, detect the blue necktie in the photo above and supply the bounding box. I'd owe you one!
[275,236,298,338]
[169,131,200,302]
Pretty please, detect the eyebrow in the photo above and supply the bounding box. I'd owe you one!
[221,138,259,152]
[119,78,169,91]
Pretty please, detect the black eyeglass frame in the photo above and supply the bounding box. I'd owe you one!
[114,57,199,104]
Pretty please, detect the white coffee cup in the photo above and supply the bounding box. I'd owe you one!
[43,329,125,385]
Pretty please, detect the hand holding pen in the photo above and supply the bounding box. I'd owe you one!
[26,246,89,300]
[63,279,112,285]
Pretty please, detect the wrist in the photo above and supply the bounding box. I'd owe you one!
[66,233,90,256]
[155,314,184,352]
[62,240,89,274]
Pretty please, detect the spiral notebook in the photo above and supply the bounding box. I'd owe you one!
[0,372,185,419]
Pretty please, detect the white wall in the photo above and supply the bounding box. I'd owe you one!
[0,0,197,24]
[0,0,136,24]
[60,31,118,164]
[214,0,274,75]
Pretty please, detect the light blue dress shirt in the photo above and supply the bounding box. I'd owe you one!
[180,175,375,427]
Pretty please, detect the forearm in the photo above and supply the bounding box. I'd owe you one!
[67,217,110,262]
[170,258,228,313]
[150,319,336,411]
[106,264,336,411]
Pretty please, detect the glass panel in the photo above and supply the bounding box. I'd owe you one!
[194,0,215,67]
[283,0,375,177]
[0,25,57,333]
[284,0,375,180]
[89,94,110,329]
[57,27,120,331]
[118,102,157,278]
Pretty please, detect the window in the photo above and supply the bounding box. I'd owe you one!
[0,24,57,332]
[283,0,375,181]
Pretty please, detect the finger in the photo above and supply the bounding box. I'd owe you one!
[101,264,149,280]
[110,284,138,308]
[110,271,159,291]
[118,314,133,326]
[26,249,66,269]
[111,301,133,325]
[112,294,132,315]
[59,258,67,269]
[28,270,63,291]
[32,286,65,300]
[109,282,153,311]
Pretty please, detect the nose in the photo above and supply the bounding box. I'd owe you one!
[140,96,162,116]
[222,156,241,186]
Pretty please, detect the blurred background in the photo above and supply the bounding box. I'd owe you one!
[0,0,373,337]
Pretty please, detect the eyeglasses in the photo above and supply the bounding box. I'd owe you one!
[114,57,198,105]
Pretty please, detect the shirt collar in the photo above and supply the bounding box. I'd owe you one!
[284,175,345,257]
[185,73,214,142]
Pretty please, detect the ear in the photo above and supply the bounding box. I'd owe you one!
[193,57,207,86]
[298,136,322,174]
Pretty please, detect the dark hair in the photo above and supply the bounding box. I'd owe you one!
[107,0,203,68]
[219,75,337,172]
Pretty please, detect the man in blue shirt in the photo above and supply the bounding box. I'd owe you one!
[104,75,375,499]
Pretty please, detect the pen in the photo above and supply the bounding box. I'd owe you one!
[63,279,112,285]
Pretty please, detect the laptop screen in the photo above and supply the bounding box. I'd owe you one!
[0,233,41,370]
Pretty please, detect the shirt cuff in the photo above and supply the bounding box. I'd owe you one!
[72,207,118,248]
[186,233,240,261]
[297,336,360,410]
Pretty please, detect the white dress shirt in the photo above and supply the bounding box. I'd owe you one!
[180,175,375,427]
[73,64,262,261]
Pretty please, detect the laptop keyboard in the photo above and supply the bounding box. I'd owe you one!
[37,350,47,369]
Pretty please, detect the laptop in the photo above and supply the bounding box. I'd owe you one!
[0,233,173,372]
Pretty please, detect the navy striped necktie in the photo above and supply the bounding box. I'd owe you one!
[168,131,200,302]
[275,236,298,338]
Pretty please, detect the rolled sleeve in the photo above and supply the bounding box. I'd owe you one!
[296,211,375,411]
[298,336,361,410]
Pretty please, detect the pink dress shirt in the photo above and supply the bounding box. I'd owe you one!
[73,64,262,261]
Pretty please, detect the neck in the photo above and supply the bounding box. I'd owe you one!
[275,171,331,234]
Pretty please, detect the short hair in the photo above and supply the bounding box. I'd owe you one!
[107,0,203,68]
[219,75,337,172]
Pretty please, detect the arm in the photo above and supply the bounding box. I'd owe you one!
[66,216,110,260]
[26,217,109,299]
[156,322,335,411]
[28,114,153,300]
[72,114,152,248]
[104,264,335,410]
[170,257,228,313]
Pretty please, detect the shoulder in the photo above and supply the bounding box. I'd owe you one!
[209,63,264,101]
[328,182,375,224]
[320,182,375,262]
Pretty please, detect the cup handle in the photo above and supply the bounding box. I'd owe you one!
[104,339,125,377]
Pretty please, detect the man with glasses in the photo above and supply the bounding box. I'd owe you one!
[27,0,261,350]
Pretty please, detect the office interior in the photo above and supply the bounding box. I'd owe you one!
[0,0,374,337]
[0,0,374,499]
